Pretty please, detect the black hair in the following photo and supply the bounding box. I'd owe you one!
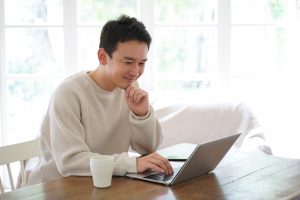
[99,15,152,58]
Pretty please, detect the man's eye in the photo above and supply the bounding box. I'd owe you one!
[139,63,145,67]
[124,61,132,65]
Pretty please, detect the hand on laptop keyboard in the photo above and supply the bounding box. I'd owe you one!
[137,152,173,175]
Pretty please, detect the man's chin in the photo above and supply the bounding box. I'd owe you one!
[119,83,131,90]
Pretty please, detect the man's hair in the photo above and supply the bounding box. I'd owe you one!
[99,15,152,58]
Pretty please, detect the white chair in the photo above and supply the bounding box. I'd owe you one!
[0,138,40,194]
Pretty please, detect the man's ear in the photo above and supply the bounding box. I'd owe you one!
[97,48,108,65]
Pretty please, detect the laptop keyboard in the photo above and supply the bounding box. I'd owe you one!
[144,168,180,182]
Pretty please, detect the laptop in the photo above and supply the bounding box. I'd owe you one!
[126,133,241,186]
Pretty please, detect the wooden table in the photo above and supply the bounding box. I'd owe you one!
[1,151,300,200]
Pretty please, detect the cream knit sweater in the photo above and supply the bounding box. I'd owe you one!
[27,71,162,185]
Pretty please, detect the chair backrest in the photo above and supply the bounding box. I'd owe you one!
[0,138,40,194]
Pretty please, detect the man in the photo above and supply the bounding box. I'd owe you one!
[27,15,173,185]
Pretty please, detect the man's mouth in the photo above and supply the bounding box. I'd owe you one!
[124,76,135,82]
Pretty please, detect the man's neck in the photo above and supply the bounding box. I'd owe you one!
[89,67,116,92]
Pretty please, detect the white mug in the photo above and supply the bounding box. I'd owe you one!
[90,155,114,188]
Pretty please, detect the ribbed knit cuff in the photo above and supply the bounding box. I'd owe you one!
[129,106,153,124]
[130,107,151,120]
[125,156,137,173]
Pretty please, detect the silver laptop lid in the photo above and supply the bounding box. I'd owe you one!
[171,133,241,185]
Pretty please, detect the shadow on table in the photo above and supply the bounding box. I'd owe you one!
[170,173,227,200]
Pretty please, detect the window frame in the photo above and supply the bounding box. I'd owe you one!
[2,0,298,145]
[0,0,230,145]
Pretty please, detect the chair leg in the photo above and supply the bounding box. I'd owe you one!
[0,177,4,194]
[20,160,26,188]
[7,164,15,190]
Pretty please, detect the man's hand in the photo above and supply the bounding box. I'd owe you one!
[137,153,173,175]
[124,86,149,117]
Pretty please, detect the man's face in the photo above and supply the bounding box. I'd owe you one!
[105,40,148,90]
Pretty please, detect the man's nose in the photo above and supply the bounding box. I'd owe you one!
[129,64,139,77]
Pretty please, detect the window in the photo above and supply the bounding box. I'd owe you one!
[153,0,218,92]
[1,0,65,145]
[231,0,300,90]
[76,0,138,70]
[230,0,300,157]
[1,0,300,147]
[229,0,300,113]
[0,0,215,146]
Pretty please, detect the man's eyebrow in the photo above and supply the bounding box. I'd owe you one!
[122,57,134,60]
[122,57,147,62]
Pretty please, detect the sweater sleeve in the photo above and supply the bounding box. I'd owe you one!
[48,87,137,177]
[129,106,163,155]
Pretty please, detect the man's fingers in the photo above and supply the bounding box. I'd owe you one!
[124,86,149,117]
[134,91,147,104]
[147,154,173,174]
[125,86,134,98]
[132,89,141,103]
[146,163,165,173]
[133,92,141,103]
[148,158,168,173]
[125,86,147,104]
[155,153,173,173]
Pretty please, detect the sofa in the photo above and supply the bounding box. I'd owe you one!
[154,101,272,155]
